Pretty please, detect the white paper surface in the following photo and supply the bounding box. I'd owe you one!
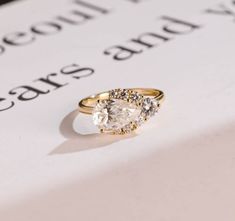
[0,0,235,220]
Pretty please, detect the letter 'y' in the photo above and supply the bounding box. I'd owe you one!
[205,3,235,19]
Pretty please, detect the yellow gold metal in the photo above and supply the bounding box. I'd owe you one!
[78,88,165,114]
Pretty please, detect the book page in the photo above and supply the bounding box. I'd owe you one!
[0,0,235,220]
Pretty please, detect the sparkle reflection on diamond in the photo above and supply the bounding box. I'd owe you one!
[93,99,141,133]
[91,89,161,134]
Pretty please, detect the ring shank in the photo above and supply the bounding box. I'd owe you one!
[78,88,164,114]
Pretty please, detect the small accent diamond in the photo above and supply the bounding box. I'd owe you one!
[142,97,159,118]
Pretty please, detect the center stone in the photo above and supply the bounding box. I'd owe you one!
[93,99,141,132]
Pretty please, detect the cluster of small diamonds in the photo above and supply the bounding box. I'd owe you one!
[107,89,160,135]
[110,89,143,105]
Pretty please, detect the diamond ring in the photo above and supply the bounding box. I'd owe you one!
[78,88,165,135]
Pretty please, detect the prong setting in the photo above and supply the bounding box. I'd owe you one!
[93,89,160,135]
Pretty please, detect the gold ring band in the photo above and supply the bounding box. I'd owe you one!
[78,88,165,135]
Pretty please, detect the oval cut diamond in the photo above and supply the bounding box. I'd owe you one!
[93,99,141,132]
